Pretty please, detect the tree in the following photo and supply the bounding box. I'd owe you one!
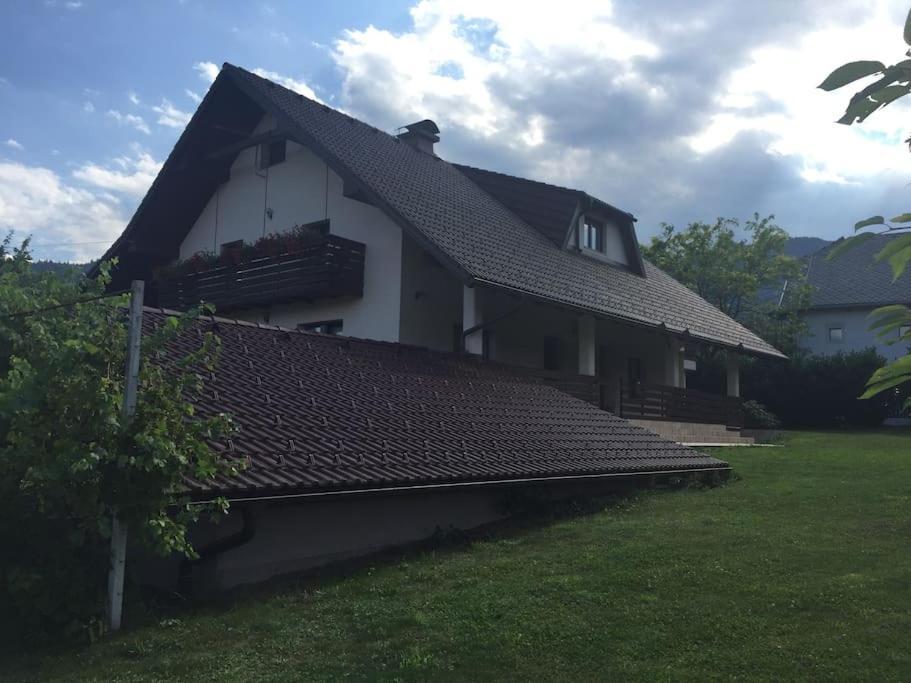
[642,214,810,356]
[818,7,911,404]
[0,235,237,642]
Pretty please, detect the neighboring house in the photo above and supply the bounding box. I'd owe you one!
[101,64,783,589]
[801,234,911,361]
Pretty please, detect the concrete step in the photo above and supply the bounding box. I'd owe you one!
[628,419,755,446]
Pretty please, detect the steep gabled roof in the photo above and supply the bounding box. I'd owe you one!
[102,63,784,359]
[454,163,646,275]
[453,164,588,247]
[806,233,911,309]
[149,309,728,498]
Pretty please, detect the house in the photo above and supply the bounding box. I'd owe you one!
[100,64,783,589]
[801,233,911,361]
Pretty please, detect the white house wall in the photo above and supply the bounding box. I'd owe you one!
[801,307,909,361]
[398,233,463,351]
[178,114,403,342]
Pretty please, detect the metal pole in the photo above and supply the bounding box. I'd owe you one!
[107,279,144,632]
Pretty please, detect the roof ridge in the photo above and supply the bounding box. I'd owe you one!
[222,62,398,142]
[453,162,587,196]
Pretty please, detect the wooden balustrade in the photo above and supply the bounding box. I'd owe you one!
[156,235,365,312]
[527,370,743,427]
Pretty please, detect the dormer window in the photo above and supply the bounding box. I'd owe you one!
[258,139,286,169]
[582,217,604,252]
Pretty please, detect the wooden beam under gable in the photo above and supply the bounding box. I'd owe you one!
[205,129,292,161]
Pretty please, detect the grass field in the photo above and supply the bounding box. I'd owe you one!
[5,430,911,681]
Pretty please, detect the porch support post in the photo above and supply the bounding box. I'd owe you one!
[578,315,596,376]
[462,285,483,356]
[678,348,687,389]
[666,339,683,388]
[726,352,740,398]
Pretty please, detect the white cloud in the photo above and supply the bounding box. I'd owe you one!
[83,101,95,113]
[252,68,321,102]
[184,88,202,103]
[152,99,191,128]
[128,91,140,105]
[331,0,657,142]
[106,109,150,135]
[687,3,911,186]
[65,1,83,9]
[194,61,220,84]
[72,149,162,199]
[0,161,125,261]
[5,138,23,150]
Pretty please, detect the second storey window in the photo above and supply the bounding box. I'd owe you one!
[828,326,843,343]
[581,217,604,252]
[259,139,287,169]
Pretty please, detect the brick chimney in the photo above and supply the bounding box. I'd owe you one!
[396,119,440,155]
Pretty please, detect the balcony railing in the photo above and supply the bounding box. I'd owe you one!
[524,369,743,428]
[618,381,744,428]
[156,235,365,312]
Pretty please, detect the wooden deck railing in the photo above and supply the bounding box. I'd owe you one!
[156,235,365,312]
[522,369,743,428]
[619,381,744,427]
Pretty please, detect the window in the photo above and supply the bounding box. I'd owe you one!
[900,325,911,340]
[258,139,286,169]
[543,336,562,371]
[828,326,844,343]
[581,217,604,252]
[299,319,343,335]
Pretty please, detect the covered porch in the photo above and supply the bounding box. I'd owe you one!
[459,284,747,440]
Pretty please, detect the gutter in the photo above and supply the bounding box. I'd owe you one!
[185,466,731,506]
[178,506,256,591]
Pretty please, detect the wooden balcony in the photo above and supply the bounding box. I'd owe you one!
[156,235,365,313]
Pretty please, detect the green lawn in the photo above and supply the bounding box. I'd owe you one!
[5,431,911,682]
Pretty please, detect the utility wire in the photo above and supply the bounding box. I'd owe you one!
[0,289,130,321]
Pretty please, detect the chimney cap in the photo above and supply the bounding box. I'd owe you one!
[401,119,440,141]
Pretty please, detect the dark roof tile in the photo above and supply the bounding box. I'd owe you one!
[807,233,911,309]
[147,309,727,497]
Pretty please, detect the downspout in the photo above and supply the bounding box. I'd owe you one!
[178,505,256,593]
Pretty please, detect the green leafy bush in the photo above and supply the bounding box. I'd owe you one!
[0,236,237,644]
[743,349,907,428]
[742,400,782,430]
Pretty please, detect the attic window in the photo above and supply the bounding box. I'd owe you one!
[581,217,604,252]
[259,139,286,169]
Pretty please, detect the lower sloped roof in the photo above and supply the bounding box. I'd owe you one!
[148,309,727,498]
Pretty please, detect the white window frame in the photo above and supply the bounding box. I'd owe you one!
[581,217,604,253]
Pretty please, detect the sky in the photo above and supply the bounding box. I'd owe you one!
[1,0,911,262]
